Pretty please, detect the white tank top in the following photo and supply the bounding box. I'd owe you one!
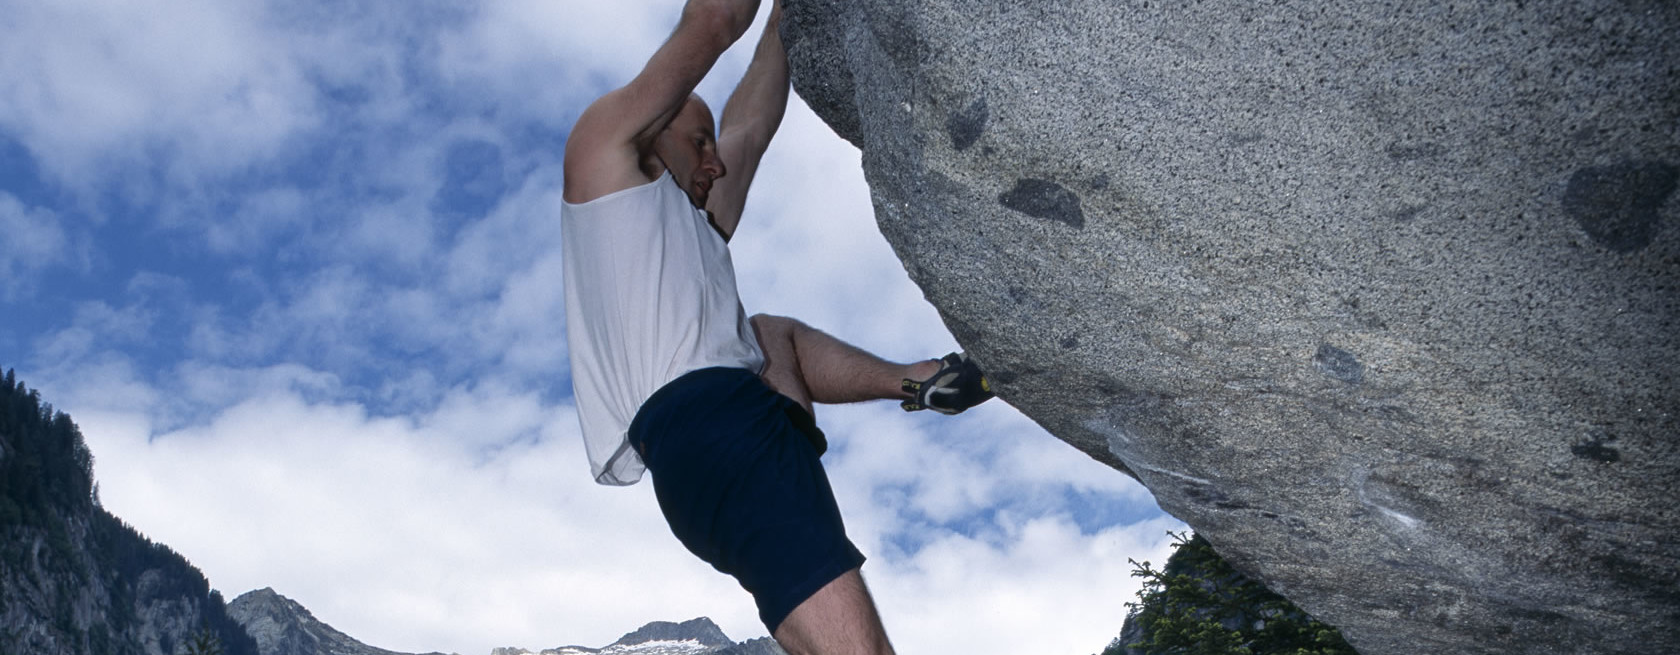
[561,172,765,485]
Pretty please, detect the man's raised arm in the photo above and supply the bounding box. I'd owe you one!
[563,0,762,205]
[705,0,788,237]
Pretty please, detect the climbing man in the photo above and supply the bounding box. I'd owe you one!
[560,1,994,653]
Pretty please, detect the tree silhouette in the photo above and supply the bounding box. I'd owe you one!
[1104,532,1356,655]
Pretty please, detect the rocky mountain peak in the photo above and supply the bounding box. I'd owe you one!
[496,616,774,655]
[227,588,450,655]
[608,618,732,650]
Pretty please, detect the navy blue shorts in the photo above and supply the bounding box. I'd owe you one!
[628,367,865,633]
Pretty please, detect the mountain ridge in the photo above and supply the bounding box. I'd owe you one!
[230,587,788,655]
[227,587,453,655]
[1,369,790,655]
[0,369,259,655]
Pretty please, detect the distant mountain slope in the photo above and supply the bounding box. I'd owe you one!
[0,366,784,655]
[490,614,786,655]
[227,588,453,655]
[0,369,258,655]
[232,587,786,655]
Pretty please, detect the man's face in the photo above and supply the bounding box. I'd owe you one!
[654,95,725,209]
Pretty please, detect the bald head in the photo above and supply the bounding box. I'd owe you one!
[653,93,726,208]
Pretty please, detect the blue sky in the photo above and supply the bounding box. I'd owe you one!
[0,1,1181,653]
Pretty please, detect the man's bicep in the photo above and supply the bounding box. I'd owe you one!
[611,3,754,144]
[562,94,648,203]
[563,2,756,203]
[705,129,770,235]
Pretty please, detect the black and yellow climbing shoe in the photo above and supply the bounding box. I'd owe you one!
[901,352,995,415]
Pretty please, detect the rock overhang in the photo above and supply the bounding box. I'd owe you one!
[780,1,1680,653]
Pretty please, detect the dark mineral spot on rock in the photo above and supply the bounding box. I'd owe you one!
[1096,377,1169,412]
[1386,141,1448,161]
[946,96,988,152]
[1571,436,1620,463]
[1226,132,1265,146]
[1562,160,1678,253]
[1060,335,1080,350]
[1394,204,1428,222]
[999,178,1085,228]
[945,316,985,348]
[1314,344,1365,384]
[1183,482,1232,506]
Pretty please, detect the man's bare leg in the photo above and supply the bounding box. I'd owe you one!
[772,568,895,655]
[751,314,939,415]
[749,314,928,655]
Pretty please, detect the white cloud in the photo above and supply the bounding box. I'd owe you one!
[0,192,75,299]
[0,0,319,194]
[30,300,154,371]
[803,401,1181,655]
[73,374,768,654]
[435,1,677,126]
[875,514,1181,655]
[436,163,571,381]
[64,366,1178,655]
[207,187,312,255]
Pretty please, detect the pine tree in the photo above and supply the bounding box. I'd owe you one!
[182,628,225,655]
[1104,532,1357,655]
[2,369,261,655]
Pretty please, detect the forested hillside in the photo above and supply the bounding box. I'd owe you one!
[1,368,258,655]
[1104,532,1355,655]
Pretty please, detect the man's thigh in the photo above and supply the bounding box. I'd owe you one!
[630,367,863,632]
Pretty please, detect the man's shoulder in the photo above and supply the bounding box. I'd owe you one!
[564,94,661,205]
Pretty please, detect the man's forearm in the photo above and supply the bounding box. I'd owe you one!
[719,0,789,144]
[702,0,790,233]
[683,0,763,52]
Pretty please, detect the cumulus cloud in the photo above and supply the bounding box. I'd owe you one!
[1,0,643,395]
[67,366,1178,655]
[809,400,1180,653]
[74,376,762,654]
[436,0,677,127]
[207,187,312,256]
[0,0,319,194]
[877,513,1181,655]
[0,191,75,300]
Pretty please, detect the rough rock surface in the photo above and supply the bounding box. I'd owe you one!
[780,1,1678,653]
[1,371,258,655]
[0,513,252,655]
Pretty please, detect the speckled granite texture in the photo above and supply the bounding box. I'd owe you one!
[781,1,1678,653]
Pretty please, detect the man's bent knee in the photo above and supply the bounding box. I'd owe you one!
[752,314,812,408]
[751,313,806,338]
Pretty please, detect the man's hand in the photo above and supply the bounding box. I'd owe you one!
[705,0,788,238]
[563,0,763,205]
